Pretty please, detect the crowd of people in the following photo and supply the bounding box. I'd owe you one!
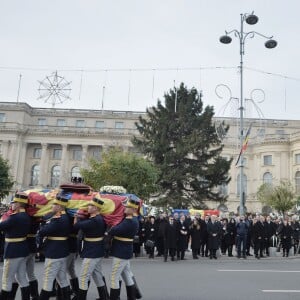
[132,212,300,261]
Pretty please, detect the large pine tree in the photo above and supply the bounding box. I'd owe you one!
[133,83,232,208]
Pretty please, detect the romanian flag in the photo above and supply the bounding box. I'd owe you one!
[235,123,252,166]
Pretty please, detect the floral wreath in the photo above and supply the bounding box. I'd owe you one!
[100,185,127,194]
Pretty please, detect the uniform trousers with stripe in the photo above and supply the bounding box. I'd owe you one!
[79,258,105,290]
[42,257,69,291]
[2,257,28,291]
[26,253,37,281]
[66,252,77,279]
[110,257,134,289]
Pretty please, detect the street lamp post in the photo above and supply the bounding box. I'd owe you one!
[219,12,277,216]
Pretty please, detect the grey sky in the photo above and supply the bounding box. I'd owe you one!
[0,0,299,120]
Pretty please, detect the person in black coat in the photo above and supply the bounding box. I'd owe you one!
[189,219,201,259]
[207,215,221,259]
[280,219,293,257]
[252,216,265,259]
[225,218,236,257]
[176,215,188,260]
[163,216,178,262]
[199,215,210,257]
[263,216,276,256]
[145,216,157,258]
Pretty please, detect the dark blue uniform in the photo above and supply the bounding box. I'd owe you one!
[110,217,139,260]
[74,214,106,258]
[0,209,31,259]
[0,208,31,293]
[38,211,71,259]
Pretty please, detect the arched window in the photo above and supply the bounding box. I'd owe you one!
[30,165,40,186]
[295,171,300,194]
[71,166,81,181]
[50,165,61,188]
[263,172,272,185]
[237,174,247,197]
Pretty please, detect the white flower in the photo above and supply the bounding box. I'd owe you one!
[100,185,127,194]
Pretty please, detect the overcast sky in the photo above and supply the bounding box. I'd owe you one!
[0,0,299,120]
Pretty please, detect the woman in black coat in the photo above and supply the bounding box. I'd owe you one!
[226,218,237,257]
[176,215,188,260]
[145,216,157,258]
[280,219,293,257]
[189,218,201,259]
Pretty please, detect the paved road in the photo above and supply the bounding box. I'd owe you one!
[5,252,300,300]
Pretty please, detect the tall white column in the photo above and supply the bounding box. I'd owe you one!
[40,143,49,187]
[60,144,68,184]
[81,145,88,169]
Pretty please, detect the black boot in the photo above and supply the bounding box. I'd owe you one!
[20,286,30,300]
[56,284,62,300]
[61,286,71,300]
[70,278,79,298]
[96,286,109,300]
[109,289,120,300]
[10,282,19,299]
[126,285,136,300]
[29,280,39,300]
[132,276,142,299]
[39,289,53,300]
[76,289,87,300]
[0,290,11,300]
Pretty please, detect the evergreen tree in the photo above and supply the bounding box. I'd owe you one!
[133,83,232,208]
[0,155,14,200]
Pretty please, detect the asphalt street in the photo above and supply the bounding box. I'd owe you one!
[4,252,300,300]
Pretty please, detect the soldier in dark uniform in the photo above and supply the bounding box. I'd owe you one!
[73,195,108,300]
[0,192,31,300]
[109,196,140,300]
[38,194,71,300]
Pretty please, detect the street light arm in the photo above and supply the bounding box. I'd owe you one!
[225,29,241,39]
[243,31,273,42]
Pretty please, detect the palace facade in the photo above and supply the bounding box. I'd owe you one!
[1,101,300,213]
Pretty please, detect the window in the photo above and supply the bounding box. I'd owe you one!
[237,174,247,197]
[115,122,124,129]
[50,165,60,188]
[257,128,265,137]
[263,172,272,185]
[38,118,46,126]
[263,155,272,166]
[243,157,247,166]
[57,119,66,126]
[0,113,5,122]
[30,165,40,186]
[71,166,81,178]
[295,154,300,164]
[218,182,228,196]
[95,121,105,129]
[92,148,101,160]
[76,120,85,128]
[295,171,300,194]
[53,149,62,159]
[73,149,82,161]
[33,148,42,159]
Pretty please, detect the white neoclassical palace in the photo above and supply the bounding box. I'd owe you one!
[1,101,300,213]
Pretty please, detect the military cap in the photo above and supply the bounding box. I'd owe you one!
[53,193,69,207]
[124,195,140,209]
[89,194,105,209]
[11,192,28,204]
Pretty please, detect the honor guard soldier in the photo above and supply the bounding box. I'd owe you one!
[73,195,108,300]
[0,192,31,300]
[109,196,141,300]
[38,193,71,300]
